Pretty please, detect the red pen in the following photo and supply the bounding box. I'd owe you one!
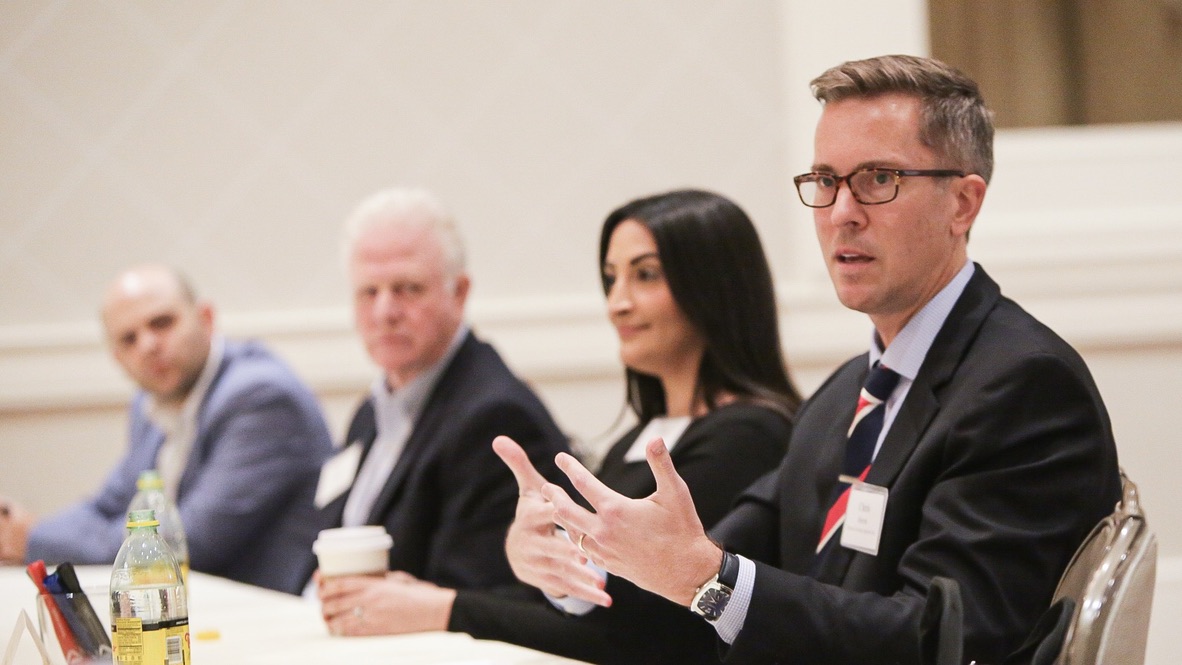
[26,560,86,664]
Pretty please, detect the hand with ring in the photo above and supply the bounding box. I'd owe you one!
[318,571,456,636]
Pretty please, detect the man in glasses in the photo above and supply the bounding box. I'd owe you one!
[525,54,1120,664]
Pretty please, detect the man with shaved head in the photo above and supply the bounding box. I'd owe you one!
[0,265,333,594]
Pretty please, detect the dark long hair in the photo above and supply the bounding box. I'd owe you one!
[598,189,802,422]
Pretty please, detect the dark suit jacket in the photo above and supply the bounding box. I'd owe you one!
[29,339,334,594]
[712,266,1121,664]
[309,331,570,590]
[449,402,792,665]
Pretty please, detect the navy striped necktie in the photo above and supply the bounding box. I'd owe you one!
[816,362,901,556]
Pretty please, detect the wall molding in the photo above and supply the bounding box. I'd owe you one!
[3,262,1180,414]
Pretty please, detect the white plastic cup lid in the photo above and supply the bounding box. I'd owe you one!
[312,526,393,555]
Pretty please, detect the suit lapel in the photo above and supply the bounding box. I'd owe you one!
[364,408,435,524]
[864,267,1001,490]
[312,399,378,529]
[862,388,938,489]
[146,428,167,469]
[363,333,475,525]
[176,344,234,500]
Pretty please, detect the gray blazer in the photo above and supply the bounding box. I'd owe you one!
[28,339,334,594]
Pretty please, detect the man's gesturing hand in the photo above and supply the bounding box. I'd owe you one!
[540,437,722,607]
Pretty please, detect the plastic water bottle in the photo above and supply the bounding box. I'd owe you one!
[129,470,190,586]
[110,509,191,665]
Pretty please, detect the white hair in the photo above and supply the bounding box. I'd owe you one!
[341,187,467,278]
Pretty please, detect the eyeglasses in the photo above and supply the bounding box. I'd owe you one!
[793,168,966,208]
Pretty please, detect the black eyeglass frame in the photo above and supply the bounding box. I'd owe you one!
[793,168,967,208]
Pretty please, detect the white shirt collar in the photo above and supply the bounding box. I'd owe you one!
[369,323,469,428]
[872,260,975,379]
[623,415,694,463]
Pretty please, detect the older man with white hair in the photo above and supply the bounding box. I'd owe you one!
[309,187,570,633]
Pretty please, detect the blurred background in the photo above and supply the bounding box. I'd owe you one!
[2,2,1180,661]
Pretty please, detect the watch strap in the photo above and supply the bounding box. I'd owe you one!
[716,550,739,589]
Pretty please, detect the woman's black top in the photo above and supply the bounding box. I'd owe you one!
[448,402,792,665]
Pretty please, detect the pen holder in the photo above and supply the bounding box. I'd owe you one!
[34,589,111,665]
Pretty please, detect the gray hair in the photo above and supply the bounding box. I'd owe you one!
[810,54,995,184]
[341,187,467,279]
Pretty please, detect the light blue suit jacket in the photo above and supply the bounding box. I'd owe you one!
[28,339,333,594]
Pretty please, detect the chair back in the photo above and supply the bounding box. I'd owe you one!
[1051,470,1157,665]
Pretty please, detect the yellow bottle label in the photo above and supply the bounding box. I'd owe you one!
[113,616,190,665]
[113,617,143,663]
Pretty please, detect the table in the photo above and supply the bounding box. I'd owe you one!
[1,565,590,664]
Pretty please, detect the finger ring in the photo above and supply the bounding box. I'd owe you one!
[353,606,363,619]
[577,532,588,554]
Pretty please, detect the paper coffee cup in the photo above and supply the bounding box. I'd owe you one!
[312,526,393,577]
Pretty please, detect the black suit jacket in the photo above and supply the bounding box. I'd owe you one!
[310,331,570,589]
[712,266,1121,664]
[449,403,793,665]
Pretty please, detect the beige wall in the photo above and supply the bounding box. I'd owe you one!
[2,1,803,324]
[2,2,1181,662]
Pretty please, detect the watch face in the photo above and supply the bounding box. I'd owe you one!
[697,588,729,620]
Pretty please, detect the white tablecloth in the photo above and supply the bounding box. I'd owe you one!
[1,565,589,664]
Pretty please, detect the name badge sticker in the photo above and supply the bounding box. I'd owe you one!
[840,476,888,556]
[314,441,363,509]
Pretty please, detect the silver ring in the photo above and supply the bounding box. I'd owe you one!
[577,532,588,554]
[353,606,363,619]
